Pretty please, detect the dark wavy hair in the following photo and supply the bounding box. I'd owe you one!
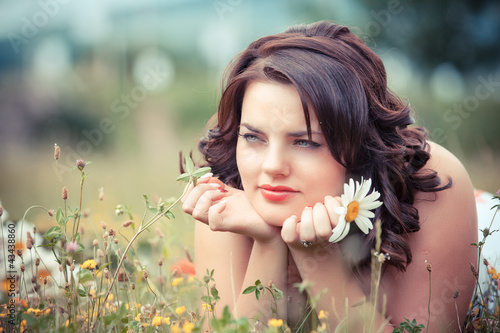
[198,21,451,272]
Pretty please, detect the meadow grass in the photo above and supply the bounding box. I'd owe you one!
[0,145,499,332]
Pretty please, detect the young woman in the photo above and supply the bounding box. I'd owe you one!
[182,21,478,332]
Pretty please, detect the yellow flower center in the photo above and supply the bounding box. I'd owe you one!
[345,201,360,222]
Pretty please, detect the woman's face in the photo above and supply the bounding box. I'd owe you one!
[236,81,346,227]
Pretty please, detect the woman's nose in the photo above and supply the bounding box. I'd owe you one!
[262,144,290,177]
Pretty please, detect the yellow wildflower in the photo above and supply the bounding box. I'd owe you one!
[175,306,186,316]
[171,324,181,333]
[27,308,40,315]
[20,319,27,332]
[172,277,184,287]
[81,259,97,270]
[183,321,195,333]
[152,316,162,327]
[202,303,213,312]
[318,310,329,319]
[268,318,283,327]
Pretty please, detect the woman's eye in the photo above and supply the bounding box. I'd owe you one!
[295,139,321,148]
[239,133,261,143]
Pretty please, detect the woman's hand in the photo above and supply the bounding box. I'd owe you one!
[281,195,342,248]
[182,175,281,243]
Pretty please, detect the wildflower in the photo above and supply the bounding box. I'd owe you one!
[202,303,213,312]
[99,187,104,201]
[152,315,171,326]
[158,258,164,266]
[122,220,133,228]
[65,241,78,254]
[330,178,382,243]
[62,186,68,200]
[81,259,98,270]
[76,159,86,171]
[47,209,54,217]
[97,249,104,258]
[171,259,196,276]
[318,310,328,319]
[115,205,124,216]
[108,228,116,238]
[54,144,60,160]
[469,262,478,278]
[92,239,99,247]
[20,319,27,332]
[183,321,195,333]
[268,318,284,327]
[172,277,184,287]
[425,260,432,272]
[142,271,148,280]
[175,306,186,316]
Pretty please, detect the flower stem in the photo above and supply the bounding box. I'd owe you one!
[96,182,191,324]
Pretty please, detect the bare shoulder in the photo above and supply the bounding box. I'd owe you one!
[381,142,478,327]
[414,141,477,244]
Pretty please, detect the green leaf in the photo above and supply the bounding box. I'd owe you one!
[185,155,194,173]
[211,286,220,301]
[77,269,93,284]
[242,286,256,294]
[255,289,261,300]
[192,167,212,178]
[77,288,87,297]
[175,173,191,182]
[43,226,63,240]
[56,208,67,227]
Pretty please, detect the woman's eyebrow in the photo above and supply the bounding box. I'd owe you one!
[240,123,263,134]
[287,130,322,137]
[240,123,322,137]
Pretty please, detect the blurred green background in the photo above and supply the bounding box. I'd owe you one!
[1,0,499,224]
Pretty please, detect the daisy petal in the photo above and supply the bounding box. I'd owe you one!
[355,178,371,202]
[363,191,381,203]
[355,215,373,234]
[330,218,347,242]
[359,200,382,211]
[357,210,375,218]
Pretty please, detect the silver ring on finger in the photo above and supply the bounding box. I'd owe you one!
[300,240,314,248]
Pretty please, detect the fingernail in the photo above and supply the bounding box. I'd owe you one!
[217,189,228,193]
[209,183,220,188]
[325,195,333,200]
[200,172,213,179]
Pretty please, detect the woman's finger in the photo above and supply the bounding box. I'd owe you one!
[206,199,228,231]
[299,206,316,242]
[281,215,299,244]
[182,183,221,215]
[191,189,226,222]
[312,202,332,240]
[324,195,342,228]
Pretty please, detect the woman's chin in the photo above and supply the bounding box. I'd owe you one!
[260,212,295,227]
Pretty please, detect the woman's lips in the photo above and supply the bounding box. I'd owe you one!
[259,185,298,202]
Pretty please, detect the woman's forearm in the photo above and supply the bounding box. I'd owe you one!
[290,243,392,330]
[234,238,289,325]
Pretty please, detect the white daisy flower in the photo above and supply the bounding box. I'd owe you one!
[329,178,383,243]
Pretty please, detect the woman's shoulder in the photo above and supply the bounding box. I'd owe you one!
[417,141,475,203]
[414,141,477,235]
